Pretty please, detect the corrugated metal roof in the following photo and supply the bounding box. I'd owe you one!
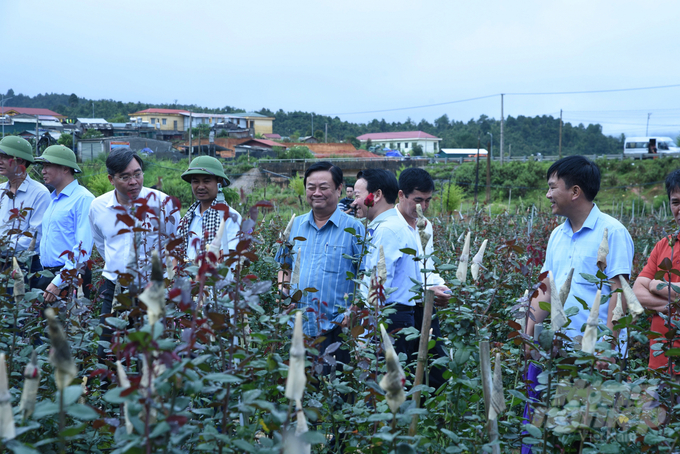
[357,131,440,141]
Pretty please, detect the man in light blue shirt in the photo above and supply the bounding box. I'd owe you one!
[276,162,364,369]
[35,145,95,302]
[0,135,50,283]
[352,168,421,359]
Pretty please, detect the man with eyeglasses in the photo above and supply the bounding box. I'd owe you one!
[88,147,179,361]
[0,136,50,282]
[35,145,94,302]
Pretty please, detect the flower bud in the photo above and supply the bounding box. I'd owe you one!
[379,324,406,413]
[45,308,77,391]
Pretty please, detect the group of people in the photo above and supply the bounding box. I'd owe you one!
[276,162,451,386]
[0,135,242,359]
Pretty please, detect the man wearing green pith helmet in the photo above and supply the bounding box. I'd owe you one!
[0,135,50,279]
[177,155,242,261]
[35,145,95,302]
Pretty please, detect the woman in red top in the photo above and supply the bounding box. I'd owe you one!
[633,169,680,372]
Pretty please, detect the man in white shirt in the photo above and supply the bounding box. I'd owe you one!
[89,148,179,359]
[396,167,451,388]
[176,156,241,262]
[0,135,50,285]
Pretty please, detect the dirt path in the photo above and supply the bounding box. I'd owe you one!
[230,167,265,195]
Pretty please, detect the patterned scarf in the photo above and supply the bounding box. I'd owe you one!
[177,199,225,256]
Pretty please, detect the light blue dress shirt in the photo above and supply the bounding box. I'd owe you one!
[276,207,365,337]
[542,204,634,343]
[0,173,50,252]
[40,180,95,288]
[363,208,422,306]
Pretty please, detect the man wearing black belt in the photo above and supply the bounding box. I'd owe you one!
[352,169,421,359]
[89,148,179,361]
[35,145,95,302]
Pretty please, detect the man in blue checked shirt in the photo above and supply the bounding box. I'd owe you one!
[276,161,364,370]
[35,145,95,302]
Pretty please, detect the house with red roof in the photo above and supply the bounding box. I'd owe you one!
[2,106,65,120]
[356,130,441,155]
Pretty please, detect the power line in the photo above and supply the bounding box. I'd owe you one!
[328,94,499,116]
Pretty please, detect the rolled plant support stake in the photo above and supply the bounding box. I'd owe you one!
[139,250,166,328]
[549,271,568,331]
[581,289,602,354]
[19,350,40,420]
[479,340,500,454]
[285,311,306,402]
[290,248,302,287]
[409,289,434,436]
[597,228,609,272]
[489,353,506,421]
[207,217,226,258]
[45,308,77,391]
[292,399,310,454]
[116,361,133,434]
[377,245,387,285]
[165,254,174,280]
[0,353,15,440]
[456,231,471,283]
[379,325,406,414]
[471,239,488,282]
[12,257,25,299]
[618,275,644,321]
[282,213,296,242]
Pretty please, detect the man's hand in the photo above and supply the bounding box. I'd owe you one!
[43,283,60,303]
[431,285,452,307]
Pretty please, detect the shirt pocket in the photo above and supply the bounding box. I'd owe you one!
[323,244,347,275]
[571,254,601,289]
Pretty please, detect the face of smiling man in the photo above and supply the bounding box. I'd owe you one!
[305,170,341,219]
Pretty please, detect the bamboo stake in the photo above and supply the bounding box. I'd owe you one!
[480,340,500,454]
[408,289,435,436]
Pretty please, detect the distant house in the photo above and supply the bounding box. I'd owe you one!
[298,136,318,143]
[263,133,281,139]
[357,131,441,154]
[234,138,286,159]
[77,118,114,137]
[1,106,65,120]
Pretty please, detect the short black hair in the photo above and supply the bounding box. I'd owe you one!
[357,169,399,204]
[106,148,143,176]
[303,161,343,189]
[546,155,600,202]
[665,169,680,199]
[399,167,435,197]
[345,183,354,189]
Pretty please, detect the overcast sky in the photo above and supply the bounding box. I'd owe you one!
[2,0,679,137]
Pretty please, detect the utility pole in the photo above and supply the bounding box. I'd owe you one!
[1,95,14,137]
[486,132,493,160]
[500,93,504,165]
[486,137,491,204]
[646,113,651,136]
[188,112,193,160]
[558,109,563,159]
[474,135,481,205]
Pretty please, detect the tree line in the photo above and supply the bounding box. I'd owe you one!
[4,89,623,156]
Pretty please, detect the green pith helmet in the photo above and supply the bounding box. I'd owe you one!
[0,135,35,163]
[36,145,82,173]
[181,156,230,186]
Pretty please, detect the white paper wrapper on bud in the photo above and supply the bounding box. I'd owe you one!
[165,254,174,280]
[379,324,406,413]
[456,231,471,283]
[285,311,306,402]
[612,296,625,323]
[0,353,15,440]
[619,275,644,321]
[549,271,568,331]
[489,353,506,420]
[27,235,37,253]
[290,248,301,286]
[12,257,24,299]
[293,399,310,454]
[559,268,574,306]
[282,214,296,242]
[116,361,134,434]
[471,239,488,282]
[139,250,166,328]
[207,217,225,258]
[45,308,77,390]
[597,228,609,272]
[19,351,40,420]
[378,245,387,285]
[581,290,601,354]
[416,204,431,249]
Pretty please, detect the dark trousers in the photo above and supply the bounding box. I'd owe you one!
[34,265,92,299]
[414,304,448,389]
[316,324,350,376]
[97,279,117,359]
[386,305,417,362]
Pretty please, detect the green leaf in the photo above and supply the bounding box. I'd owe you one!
[231,440,256,452]
[59,423,87,437]
[441,428,460,442]
[61,385,83,407]
[665,348,680,356]
[579,273,600,284]
[150,421,171,438]
[103,386,133,404]
[574,296,588,311]
[396,443,417,454]
[538,301,551,312]
[525,424,542,438]
[32,401,59,419]
[399,248,417,256]
[299,431,327,445]
[204,373,242,383]
[66,404,99,420]
[105,317,128,330]
[4,439,41,454]
[595,270,608,280]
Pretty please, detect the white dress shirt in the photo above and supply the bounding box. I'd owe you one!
[186,203,243,261]
[0,174,50,252]
[89,187,179,283]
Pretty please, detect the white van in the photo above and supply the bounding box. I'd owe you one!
[624,136,680,157]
